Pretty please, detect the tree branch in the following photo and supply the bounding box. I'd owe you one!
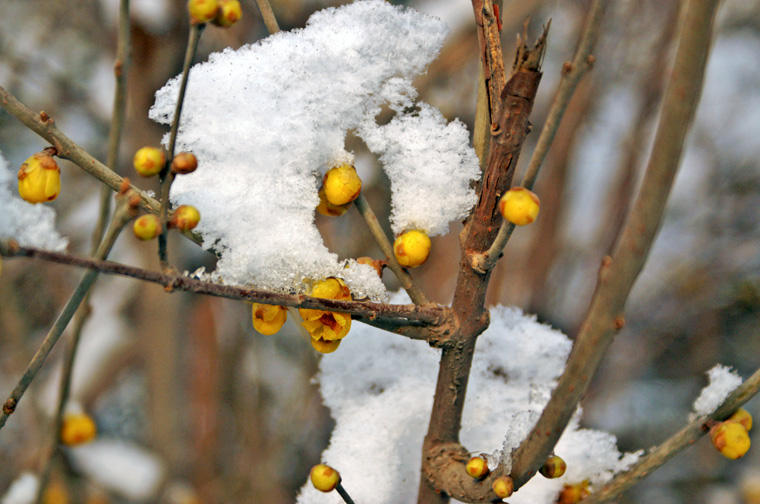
[508,0,722,488]
[0,241,447,326]
[584,366,760,504]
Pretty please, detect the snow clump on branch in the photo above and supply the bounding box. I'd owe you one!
[149,0,480,298]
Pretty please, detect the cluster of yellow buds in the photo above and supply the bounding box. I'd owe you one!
[187,0,242,26]
[17,151,61,204]
[251,303,287,335]
[710,408,753,459]
[499,187,540,226]
[60,412,97,446]
[299,277,352,353]
[317,163,362,217]
[393,229,431,268]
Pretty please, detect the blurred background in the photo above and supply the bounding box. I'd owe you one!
[1,0,759,502]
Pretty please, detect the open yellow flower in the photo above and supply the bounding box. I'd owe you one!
[299,278,352,345]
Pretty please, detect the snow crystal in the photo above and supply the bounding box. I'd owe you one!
[297,297,639,504]
[0,151,68,251]
[691,364,743,418]
[1,473,37,504]
[69,439,165,502]
[149,0,478,298]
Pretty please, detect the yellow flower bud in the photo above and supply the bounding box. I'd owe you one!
[252,303,287,335]
[60,413,97,446]
[711,421,751,459]
[727,408,753,432]
[213,0,242,27]
[492,476,513,498]
[299,278,352,344]
[171,152,198,175]
[498,187,540,226]
[316,187,351,217]
[465,456,489,479]
[539,454,567,479]
[133,214,162,240]
[43,479,69,504]
[17,152,61,204]
[557,481,591,504]
[188,0,219,22]
[170,205,201,231]
[311,336,341,354]
[310,464,341,492]
[133,147,166,177]
[323,164,362,206]
[393,230,431,268]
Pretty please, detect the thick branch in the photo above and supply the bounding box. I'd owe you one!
[0,242,447,326]
[509,0,721,488]
[585,366,760,504]
[418,31,546,504]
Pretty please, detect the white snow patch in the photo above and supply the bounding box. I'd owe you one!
[691,364,743,419]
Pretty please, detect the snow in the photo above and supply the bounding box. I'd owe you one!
[68,439,166,502]
[0,150,68,251]
[149,0,478,299]
[691,365,743,418]
[1,473,37,504]
[297,295,640,504]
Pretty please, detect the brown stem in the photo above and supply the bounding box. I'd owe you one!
[254,0,280,35]
[584,366,760,504]
[354,194,429,305]
[0,241,447,326]
[0,197,138,432]
[158,23,204,270]
[509,0,721,489]
[34,200,135,503]
[418,31,546,504]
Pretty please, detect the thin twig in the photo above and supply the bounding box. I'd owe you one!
[253,0,280,34]
[354,194,429,305]
[508,0,722,489]
[0,241,447,326]
[335,482,356,504]
[473,0,607,273]
[158,23,205,271]
[0,198,138,431]
[584,367,760,504]
[0,84,203,246]
[93,0,131,246]
[34,200,136,503]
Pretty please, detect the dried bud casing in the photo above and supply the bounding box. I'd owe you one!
[171,152,198,174]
